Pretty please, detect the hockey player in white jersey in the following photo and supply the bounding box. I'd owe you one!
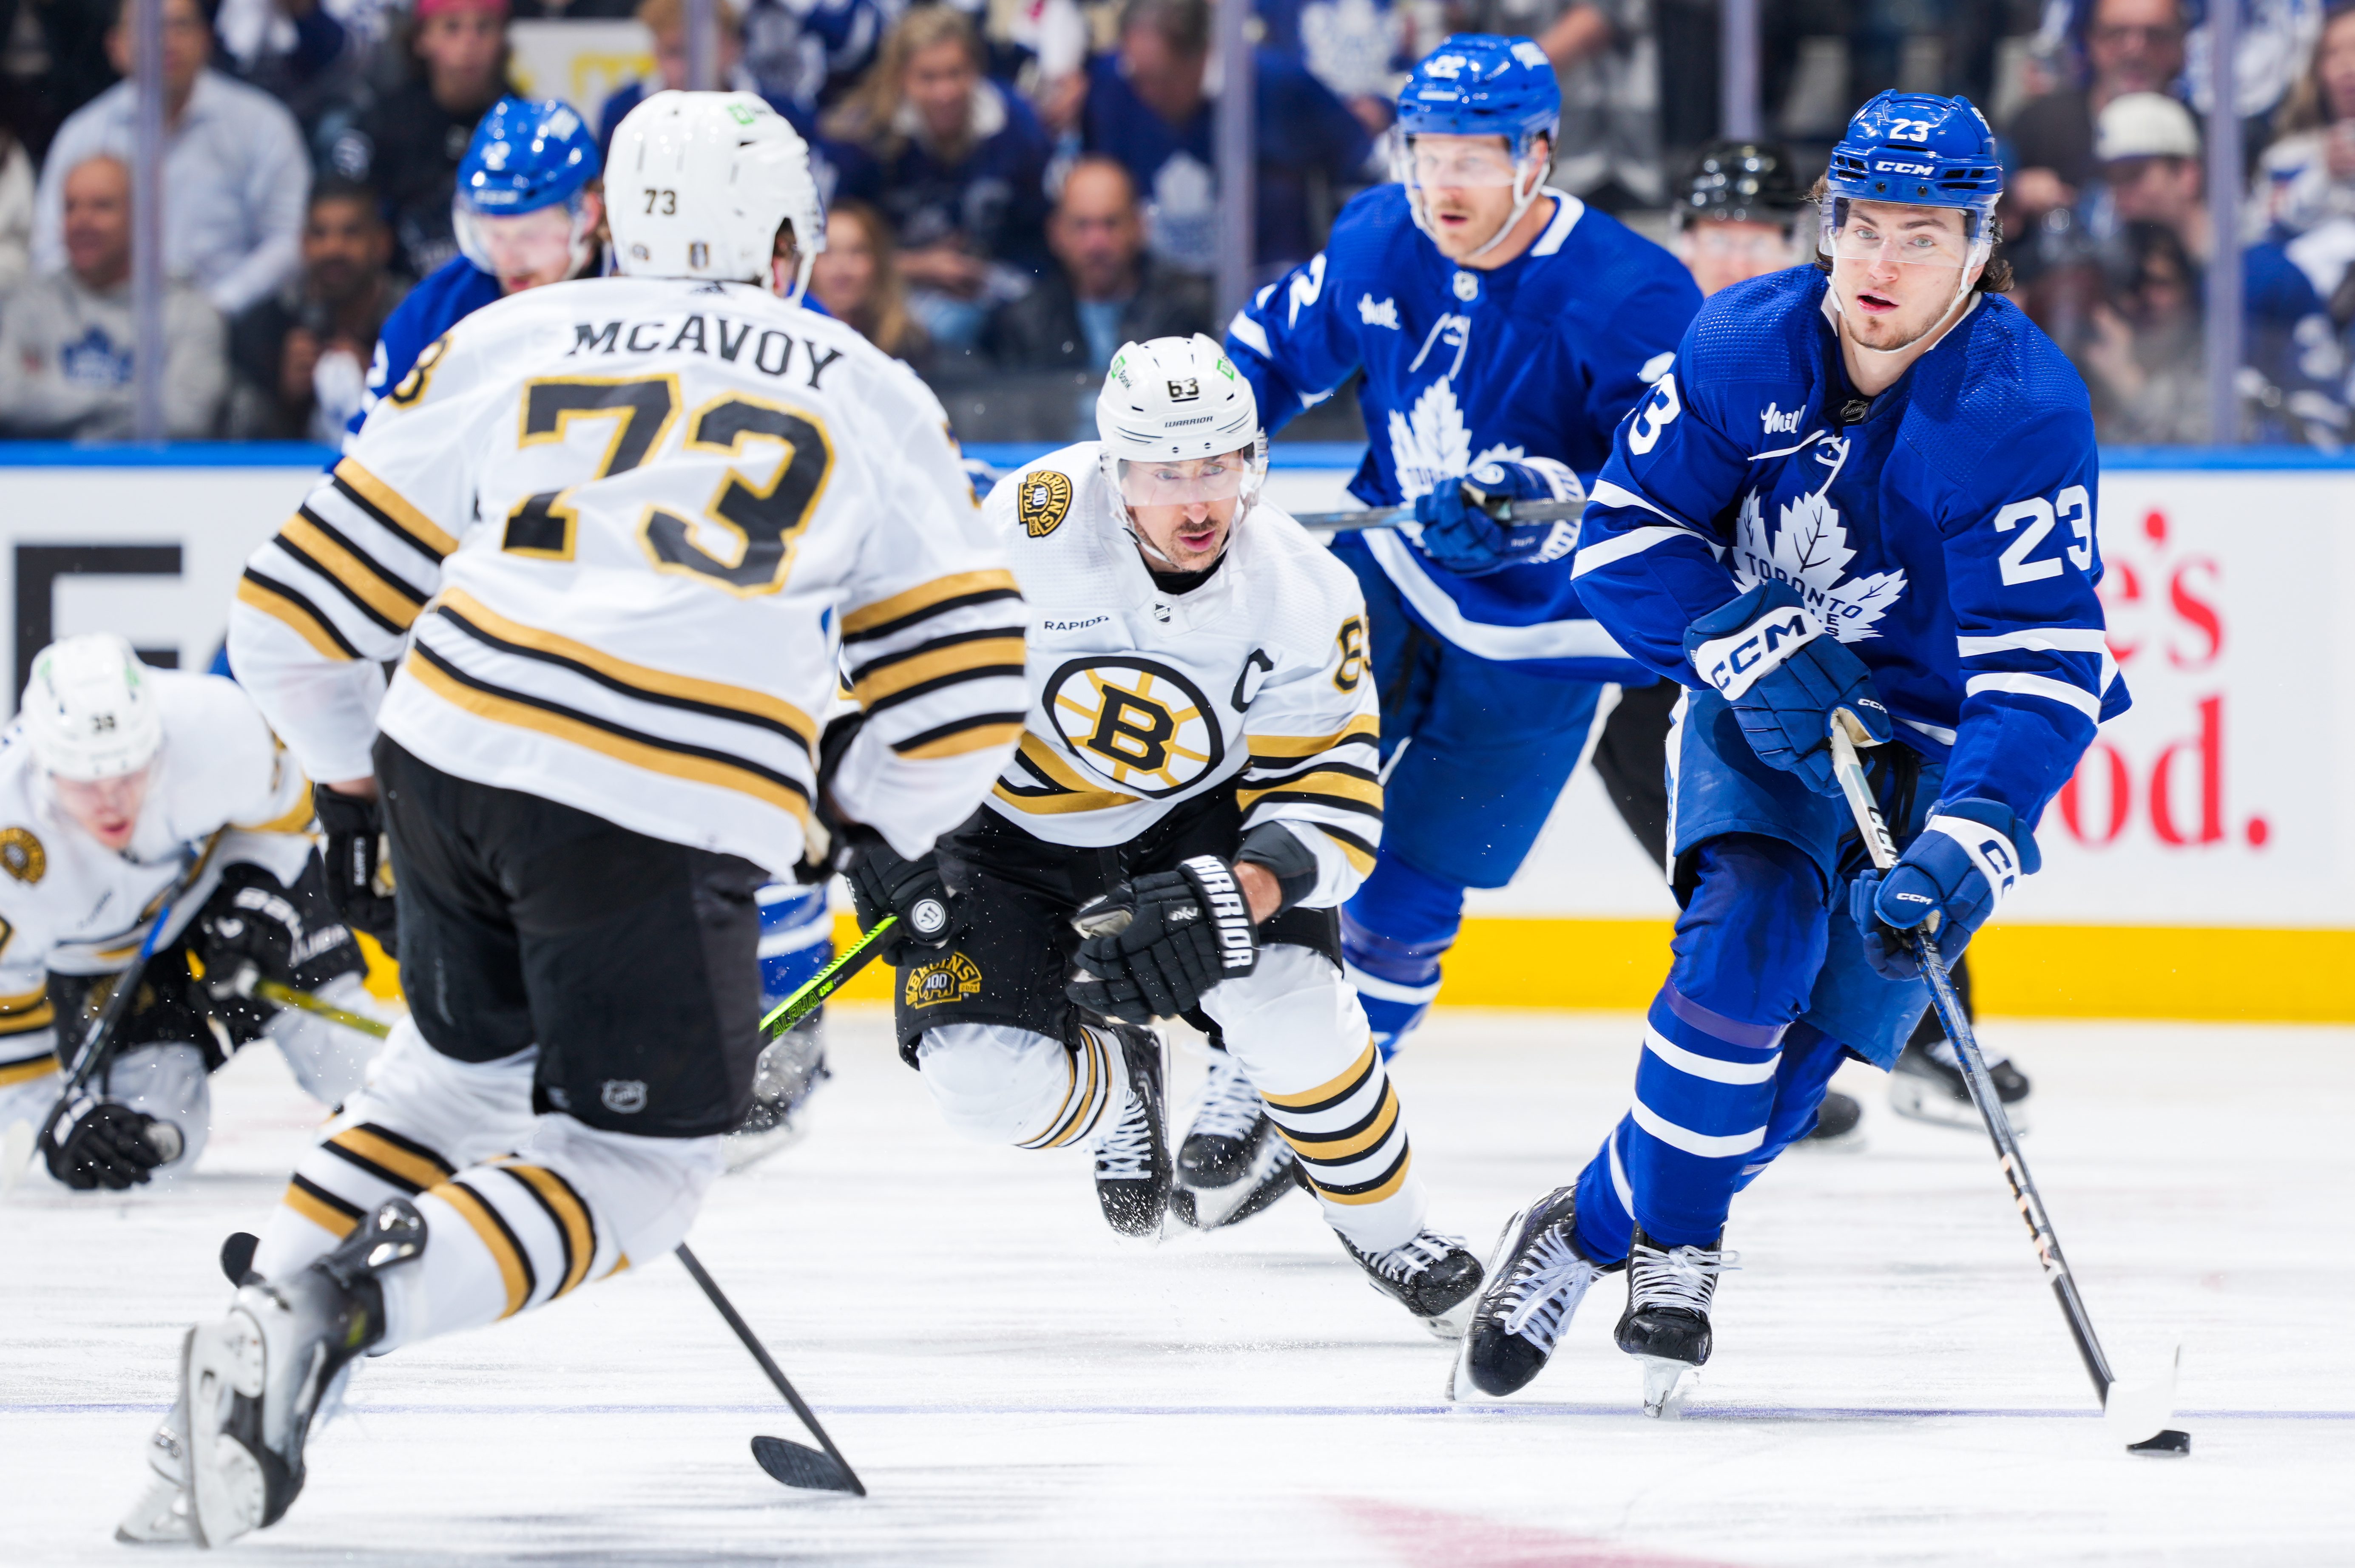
[0,635,392,1194]
[842,335,1486,1333]
[139,92,1026,1548]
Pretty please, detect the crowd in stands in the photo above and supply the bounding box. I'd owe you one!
[3,0,2355,445]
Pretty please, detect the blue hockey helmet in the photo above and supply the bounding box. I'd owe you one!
[1393,36,1560,260]
[453,96,602,277]
[1824,91,2003,238]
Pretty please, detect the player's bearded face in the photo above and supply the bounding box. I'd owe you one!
[1411,134,1530,258]
[51,764,153,851]
[1827,199,1981,349]
[1119,452,1250,571]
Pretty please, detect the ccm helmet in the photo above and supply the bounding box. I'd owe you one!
[19,634,164,782]
[453,96,602,279]
[607,91,827,301]
[1095,335,1266,561]
[1392,35,1560,261]
[1821,93,2005,346]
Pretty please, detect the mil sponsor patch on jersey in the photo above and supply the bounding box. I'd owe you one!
[1017,470,1074,538]
[905,952,983,1007]
[0,827,45,884]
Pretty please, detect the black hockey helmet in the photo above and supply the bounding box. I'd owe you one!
[1680,140,1806,230]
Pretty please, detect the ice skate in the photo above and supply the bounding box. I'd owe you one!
[114,1395,191,1544]
[182,1198,424,1547]
[1615,1226,1739,1418]
[1891,1035,2030,1131]
[1091,1022,1171,1239]
[1798,1088,1864,1149]
[1171,1054,1297,1230]
[1339,1227,1485,1338]
[1450,1186,1616,1399]
[723,1014,830,1172]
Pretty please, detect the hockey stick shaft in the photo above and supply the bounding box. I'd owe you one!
[1829,718,2119,1404]
[758,914,895,1039]
[251,977,392,1038]
[1287,497,1585,538]
[673,1242,867,1495]
[58,844,214,1100]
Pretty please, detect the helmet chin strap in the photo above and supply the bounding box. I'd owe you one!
[1826,242,1989,361]
[1462,150,1549,264]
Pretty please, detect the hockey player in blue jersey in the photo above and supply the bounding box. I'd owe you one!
[1453,93,2128,1413]
[1189,35,1699,1230]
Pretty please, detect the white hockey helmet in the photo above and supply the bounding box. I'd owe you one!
[19,634,165,781]
[1096,334,1262,463]
[606,91,827,301]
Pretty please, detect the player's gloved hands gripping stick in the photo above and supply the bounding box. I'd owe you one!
[313,783,398,954]
[1851,798,2037,979]
[1068,856,1258,1023]
[37,1090,180,1190]
[1412,460,1577,577]
[1685,581,1891,795]
[841,828,954,965]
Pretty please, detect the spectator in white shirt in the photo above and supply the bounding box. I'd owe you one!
[31,0,311,317]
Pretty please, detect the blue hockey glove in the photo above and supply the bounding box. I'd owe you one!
[1850,799,2040,981]
[1411,459,1576,576]
[1684,581,1892,795]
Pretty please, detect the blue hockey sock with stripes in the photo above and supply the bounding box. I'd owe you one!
[1340,855,1466,1058]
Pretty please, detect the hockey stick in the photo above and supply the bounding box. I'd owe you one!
[759,914,895,1039]
[673,1243,868,1495]
[56,843,214,1103]
[1828,716,2189,1457]
[1287,497,1585,539]
[247,975,392,1037]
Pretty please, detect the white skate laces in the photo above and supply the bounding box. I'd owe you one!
[1190,1058,1264,1143]
[1095,1083,1158,1180]
[1499,1228,1604,1352]
[1365,1231,1460,1285]
[1627,1237,1741,1315]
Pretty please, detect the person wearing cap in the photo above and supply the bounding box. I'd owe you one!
[2006,0,2189,232]
[2096,89,2348,445]
[0,636,396,1197]
[1454,92,2129,1411]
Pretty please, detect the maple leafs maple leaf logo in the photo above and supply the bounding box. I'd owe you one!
[1386,377,1526,501]
[1730,488,1907,642]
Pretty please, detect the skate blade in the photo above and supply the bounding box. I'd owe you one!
[1888,1076,2029,1133]
[182,1320,267,1549]
[1417,1291,1480,1342]
[1637,1355,1696,1420]
[2105,1344,2189,1456]
[113,1474,192,1545]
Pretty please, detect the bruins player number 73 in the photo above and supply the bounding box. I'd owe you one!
[143,92,1027,1548]
[841,334,1487,1335]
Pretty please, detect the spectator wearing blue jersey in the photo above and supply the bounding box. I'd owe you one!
[1083,0,1376,279]
[824,6,1052,351]
[1227,37,1699,1080]
[1457,94,2129,1408]
[741,0,885,123]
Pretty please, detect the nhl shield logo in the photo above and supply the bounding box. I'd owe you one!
[1018,469,1073,538]
[905,952,984,1008]
[600,1079,648,1114]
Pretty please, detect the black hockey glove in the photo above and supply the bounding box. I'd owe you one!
[190,863,359,1043]
[1067,856,1258,1024]
[37,1090,179,1191]
[312,784,399,955]
[840,827,955,964]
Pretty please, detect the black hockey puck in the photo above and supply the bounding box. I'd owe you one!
[2127,1428,2192,1456]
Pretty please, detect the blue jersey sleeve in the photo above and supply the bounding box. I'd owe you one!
[348,258,502,444]
[1226,247,1366,436]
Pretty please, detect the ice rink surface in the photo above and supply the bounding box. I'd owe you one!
[6,1007,2352,1566]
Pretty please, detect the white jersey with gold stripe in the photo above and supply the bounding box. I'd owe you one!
[980,443,1380,908]
[227,275,1027,873]
[0,670,311,1101]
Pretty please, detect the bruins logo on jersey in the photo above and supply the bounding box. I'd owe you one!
[905,952,984,1008]
[1017,470,1073,538]
[0,827,44,885]
[1044,657,1224,799]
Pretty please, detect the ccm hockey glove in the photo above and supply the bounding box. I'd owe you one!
[840,827,954,965]
[1684,581,1892,795]
[1412,459,1579,576]
[38,1091,177,1190]
[1851,799,2040,981]
[312,784,398,955]
[1068,856,1257,1024]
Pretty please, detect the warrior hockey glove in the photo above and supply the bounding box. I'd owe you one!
[1683,581,1892,795]
[1851,798,2039,980]
[1412,460,1578,577]
[38,1091,175,1190]
[190,863,358,1044]
[1068,856,1257,1024]
[840,827,955,965]
[312,784,398,955]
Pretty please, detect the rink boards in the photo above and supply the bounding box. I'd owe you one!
[0,442,2346,1022]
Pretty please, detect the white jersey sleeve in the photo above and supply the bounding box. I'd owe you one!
[1234,581,1381,908]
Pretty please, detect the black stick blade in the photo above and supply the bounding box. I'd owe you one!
[752,1435,866,1494]
[2127,1428,2193,1457]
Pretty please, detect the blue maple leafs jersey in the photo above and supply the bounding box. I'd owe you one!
[1573,266,2130,826]
[1227,183,1700,681]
